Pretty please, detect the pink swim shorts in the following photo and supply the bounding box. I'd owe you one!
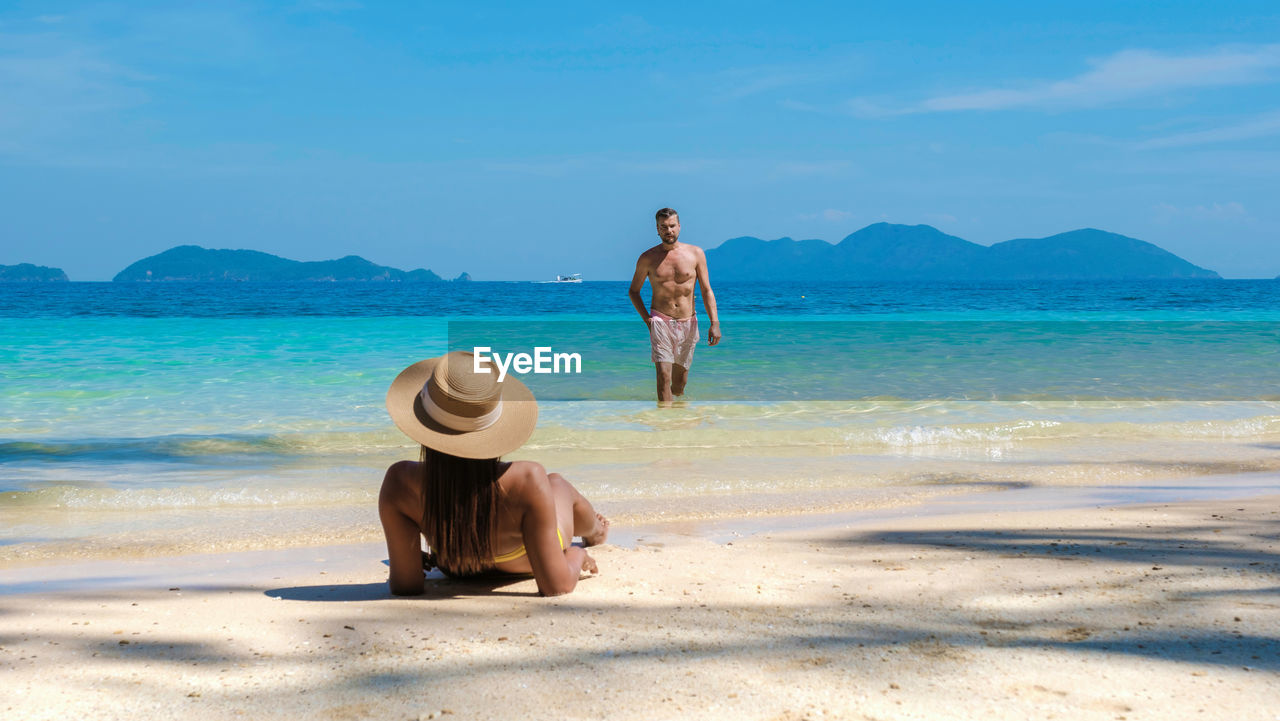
[649,309,699,368]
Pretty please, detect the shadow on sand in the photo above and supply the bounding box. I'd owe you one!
[266,571,538,602]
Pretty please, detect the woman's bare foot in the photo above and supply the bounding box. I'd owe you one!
[583,513,610,547]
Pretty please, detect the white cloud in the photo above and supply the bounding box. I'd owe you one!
[0,33,151,155]
[618,157,722,174]
[292,1,364,12]
[779,98,820,112]
[800,209,853,222]
[845,97,895,118]
[585,14,652,39]
[0,6,269,164]
[711,56,863,104]
[452,154,728,178]
[481,157,595,177]
[716,70,811,101]
[1136,109,1280,149]
[773,160,850,176]
[1154,201,1248,222]
[1085,148,1280,179]
[854,45,1280,115]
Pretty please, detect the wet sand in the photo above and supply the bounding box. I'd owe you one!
[2,484,1278,720]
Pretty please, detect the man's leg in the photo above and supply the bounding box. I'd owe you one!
[671,363,689,396]
[669,317,697,398]
[654,362,674,403]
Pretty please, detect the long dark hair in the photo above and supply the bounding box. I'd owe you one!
[418,445,501,576]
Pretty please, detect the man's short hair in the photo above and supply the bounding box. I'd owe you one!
[655,207,679,222]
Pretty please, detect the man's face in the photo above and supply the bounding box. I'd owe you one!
[657,215,680,245]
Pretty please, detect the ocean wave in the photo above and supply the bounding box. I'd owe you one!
[0,430,411,465]
[5,405,1278,465]
[527,412,1280,452]
[0,481,376,511]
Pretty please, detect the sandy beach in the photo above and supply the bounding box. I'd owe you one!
[3,483,1277,721]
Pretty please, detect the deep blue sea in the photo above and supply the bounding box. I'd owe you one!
[4,279,1280,318]
[3,280,1279,561]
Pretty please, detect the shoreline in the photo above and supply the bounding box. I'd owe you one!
[4,470,1278,595]
[2,478,1277,720]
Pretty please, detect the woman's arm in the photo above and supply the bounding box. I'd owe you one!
[517,463,594,596]
[379,461,426,596]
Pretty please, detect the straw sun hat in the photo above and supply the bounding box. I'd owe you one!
[386,351,538,459]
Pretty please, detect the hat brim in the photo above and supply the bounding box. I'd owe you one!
[386,357,538,459]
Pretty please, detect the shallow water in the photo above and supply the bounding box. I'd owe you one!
[3,280,1279,562]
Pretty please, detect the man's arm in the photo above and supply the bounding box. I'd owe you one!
[627,255,652,326]
[695,247,721,346]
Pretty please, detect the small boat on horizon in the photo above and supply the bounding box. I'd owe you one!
[537,273,583,283]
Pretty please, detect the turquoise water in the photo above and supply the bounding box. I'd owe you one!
[3,281,1279,559]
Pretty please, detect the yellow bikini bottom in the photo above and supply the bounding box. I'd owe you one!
[492,528,565,564]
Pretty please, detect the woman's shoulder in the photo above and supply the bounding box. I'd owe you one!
[499,460,552,498]
[386,459,419,479]
[380,460,420,494]
[378,461,423,521]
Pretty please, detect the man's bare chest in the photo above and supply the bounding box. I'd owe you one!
[652,254,697,284]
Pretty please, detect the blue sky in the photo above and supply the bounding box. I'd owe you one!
[2,2,1279,280]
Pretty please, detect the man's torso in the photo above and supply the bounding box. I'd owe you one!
[643,243,700,318]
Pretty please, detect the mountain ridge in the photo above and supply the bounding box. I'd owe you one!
[707,223,1219,280]
[112,245,468,282]
[0,263,69,282]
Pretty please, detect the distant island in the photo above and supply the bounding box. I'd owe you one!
[4,226,1232,283]
[707,224,1220,280]
[0,263,69,282]
[113,246,468,282]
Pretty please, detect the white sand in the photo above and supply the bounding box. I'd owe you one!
[2,490,1278,720]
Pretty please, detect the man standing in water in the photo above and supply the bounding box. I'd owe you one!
[628,207,721,404]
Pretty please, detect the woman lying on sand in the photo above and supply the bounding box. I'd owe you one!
[379,351,608,596]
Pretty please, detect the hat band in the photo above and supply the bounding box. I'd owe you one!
[421,386,503,432]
